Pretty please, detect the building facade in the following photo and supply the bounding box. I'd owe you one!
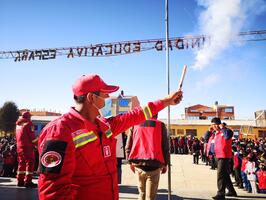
[185,102,234,120]
[162,119,266,139]
[28,100,265,140]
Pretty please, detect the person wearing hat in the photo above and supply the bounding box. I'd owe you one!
[211,117,237,200]
[37,74,183,200]
[16,111,38,188]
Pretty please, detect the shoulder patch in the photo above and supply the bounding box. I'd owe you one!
[40,140,67,174]
[41,151,62,168]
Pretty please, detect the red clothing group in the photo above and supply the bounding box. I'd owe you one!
[38,100,165,200]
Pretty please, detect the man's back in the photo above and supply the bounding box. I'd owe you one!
[126,118,169,168]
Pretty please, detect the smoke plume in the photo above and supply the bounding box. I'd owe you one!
[192,0,266,70]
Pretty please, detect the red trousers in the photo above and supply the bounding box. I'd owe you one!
[17,151,35,183]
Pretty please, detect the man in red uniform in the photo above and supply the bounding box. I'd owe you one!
[211,117,237,200]
[38,74,183,200]
[16,111,38,187]
[125,114,168,200]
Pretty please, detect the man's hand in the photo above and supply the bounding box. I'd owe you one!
[161,90,183,107]
[130,164,135,173]
[219,123,225,129]
[161,166,167,174]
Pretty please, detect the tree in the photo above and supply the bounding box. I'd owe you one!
[0,101,20,134]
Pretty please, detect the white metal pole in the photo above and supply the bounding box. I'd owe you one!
[165,0,172,199]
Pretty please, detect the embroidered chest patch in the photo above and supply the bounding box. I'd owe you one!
[103,145,111,158]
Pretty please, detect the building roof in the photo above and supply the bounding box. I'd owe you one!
[159,119,256,126]
[32,115,60,122]
[30,116,264,128]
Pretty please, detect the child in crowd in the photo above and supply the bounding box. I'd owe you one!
[241,152,251,192]
[245,153,257,194]
[0,152,3,175]
[256,162,266,193]
[233,146,243,188]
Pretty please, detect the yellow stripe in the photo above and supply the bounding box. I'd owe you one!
[143,110,148,120]
[17,171,26,174]
[147,107,152,118]
[73,131,94,141]
[75,136,97,148]
[143,106,152,120]
[105,129,112,138]
[32,137,38,143]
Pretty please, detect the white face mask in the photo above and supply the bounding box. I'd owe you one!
[92,102,102,116]
[92,97,112,117]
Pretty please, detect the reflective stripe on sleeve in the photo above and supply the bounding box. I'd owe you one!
[142,106,152,120]
[105,129,113,138]
[73,131,97,148]
[32,137,38,143]
[17,171,26,174]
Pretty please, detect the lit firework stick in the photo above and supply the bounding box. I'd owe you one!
[178,65,187,90]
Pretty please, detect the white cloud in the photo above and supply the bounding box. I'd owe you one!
[192,0,266,70]
[195,73,220,90]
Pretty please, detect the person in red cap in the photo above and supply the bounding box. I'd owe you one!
[16,111,38,188]
[38,74,183,200]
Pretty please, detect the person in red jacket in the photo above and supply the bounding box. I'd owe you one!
[233,147,243,188]
[211,117,237,200]
[16,111,38,188]
[256,163,266,193]
[38,74,183,200]
[125,114,169,200]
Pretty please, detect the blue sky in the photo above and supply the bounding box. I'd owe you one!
[0,0,265,120]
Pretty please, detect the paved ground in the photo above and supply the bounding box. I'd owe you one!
[0,155,265,200]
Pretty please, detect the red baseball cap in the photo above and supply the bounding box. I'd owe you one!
[22,111,31,119]
[72,74,119,96]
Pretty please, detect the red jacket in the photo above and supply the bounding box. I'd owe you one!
[206,133,214,156]
[233,152,240,169]
[16,118,35,155]
[214,129,232,158]
[128,119,167,165]
[256,170,266,189]
[38,100,164,200]
[241,157,248,172]
[3,150,16,165]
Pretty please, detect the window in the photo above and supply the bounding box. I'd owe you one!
[119,99,129,107]
[177,129,184,135]
[258,130,266,138]
[187,116,199,120]
[224,107,233,113]
[199,116,207,120]
[186,129,197,136]
[40,124,46,130]
[170,129,176,136]
[233,129,239,138]
[204,108,213,112]
[190,109,198,112]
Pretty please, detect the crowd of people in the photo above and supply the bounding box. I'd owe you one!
[170,125,266,197]
[231,138,266,194]
[0,135,17,177]
[1,73,265,200]
[0,135,39,179]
